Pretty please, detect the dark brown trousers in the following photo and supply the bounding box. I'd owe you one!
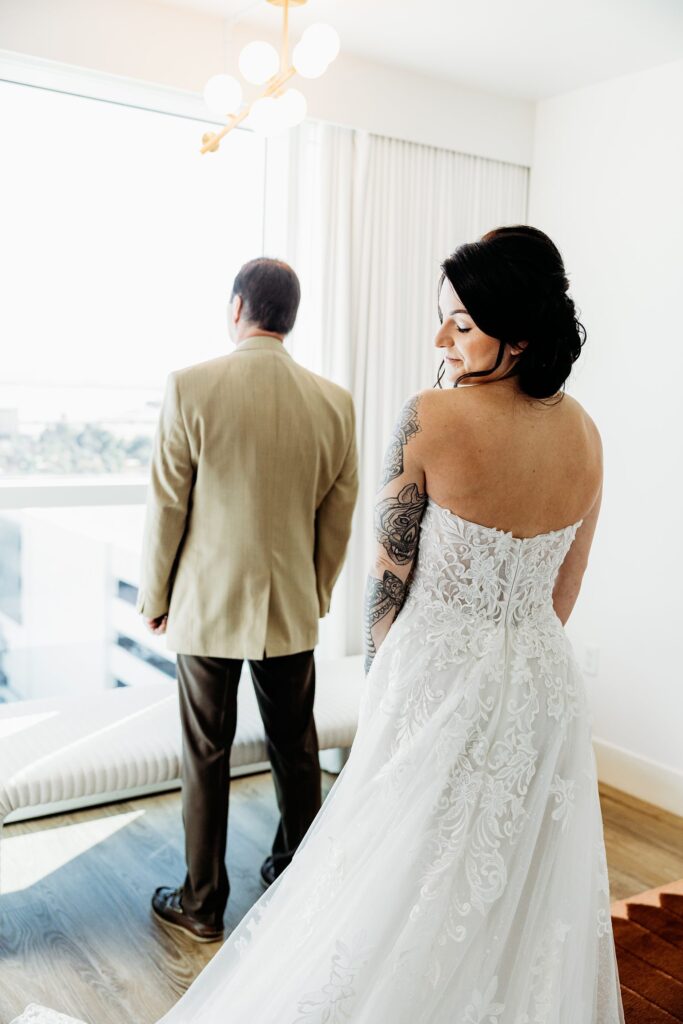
[175,649,321,927]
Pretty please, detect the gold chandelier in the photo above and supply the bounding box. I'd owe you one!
[201,0,340,154]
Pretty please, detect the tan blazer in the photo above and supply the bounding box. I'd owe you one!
[136,336,359,658]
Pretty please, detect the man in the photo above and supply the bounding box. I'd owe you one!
[136,257,358,943]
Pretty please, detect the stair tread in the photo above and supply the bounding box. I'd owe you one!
[613,916,683,982]
[626,903,683,949]
[616,945,683,1015]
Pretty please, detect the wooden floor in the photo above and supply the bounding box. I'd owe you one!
[1,774,682,1024]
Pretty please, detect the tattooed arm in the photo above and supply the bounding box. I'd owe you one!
[363,392,428,674]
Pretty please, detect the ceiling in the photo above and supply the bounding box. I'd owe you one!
[150,0,683,100]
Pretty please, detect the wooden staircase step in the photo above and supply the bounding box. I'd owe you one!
[620,985,682,1023]
[626,904,683,949]
[660,894,683,922]
[615,948,683,1017]
[613,917,683,983]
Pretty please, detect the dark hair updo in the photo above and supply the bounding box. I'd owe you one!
[437,225,586,401]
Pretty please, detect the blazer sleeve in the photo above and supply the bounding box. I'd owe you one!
[314,395,359,617]
[136,371,194,618]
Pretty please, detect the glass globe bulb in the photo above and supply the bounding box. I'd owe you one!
[203,74,243,117]
[277,89,308,128]
[292,39,330,80]
[300,23,341,65]
[248,96,288,137]
[239,41,280,85]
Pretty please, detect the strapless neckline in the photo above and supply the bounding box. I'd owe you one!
[427,496,584,542]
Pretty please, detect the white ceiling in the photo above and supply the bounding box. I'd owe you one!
[150,0,683,100]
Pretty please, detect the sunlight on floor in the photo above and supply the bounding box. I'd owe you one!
[1,809,145,894]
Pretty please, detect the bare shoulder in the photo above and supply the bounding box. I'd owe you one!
[562,393,603,458]
[394,387,455,422]
[401,385,470,431]
[386,389,441,446]
[393,389,431,420]
[556,395,603,520]
[382,388,472,457]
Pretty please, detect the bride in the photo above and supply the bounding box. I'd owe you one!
[13,225,626,1023]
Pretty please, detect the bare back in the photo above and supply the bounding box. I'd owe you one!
[420,385,602,538]
[366,383,604,634]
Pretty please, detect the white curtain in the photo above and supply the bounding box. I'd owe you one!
[264,123,529,657]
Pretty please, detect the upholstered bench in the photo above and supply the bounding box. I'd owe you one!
[0,654,364,890]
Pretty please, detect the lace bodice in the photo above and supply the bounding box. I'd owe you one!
[407,498,583,631]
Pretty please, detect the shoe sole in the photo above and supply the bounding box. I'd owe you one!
[151,904,224,943]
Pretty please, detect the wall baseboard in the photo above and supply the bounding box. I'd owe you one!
[593,735,683,818]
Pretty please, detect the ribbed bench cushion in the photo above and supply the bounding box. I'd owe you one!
[0,655,364,822]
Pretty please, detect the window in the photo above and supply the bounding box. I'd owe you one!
[0,61,266,704]
[0,72,266,479]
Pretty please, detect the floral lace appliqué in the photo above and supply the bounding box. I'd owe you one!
[548,773,577,832]
[461,976,505,1023]
[517,917,572,1023]
[293,929,374,1023]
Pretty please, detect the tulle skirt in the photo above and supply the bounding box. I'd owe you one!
[148,599,626,1024]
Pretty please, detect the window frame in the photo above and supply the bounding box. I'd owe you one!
[0,52,272,820]
[0,48,265,508]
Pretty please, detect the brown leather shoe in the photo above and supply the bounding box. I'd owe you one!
[151,886,224,943]
[260,855,276,887]
[260,853,293,887]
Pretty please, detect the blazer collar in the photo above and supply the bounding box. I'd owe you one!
[234,335,292,357]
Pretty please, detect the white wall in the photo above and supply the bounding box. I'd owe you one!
[0,0,534,166]
[529,58,683,816]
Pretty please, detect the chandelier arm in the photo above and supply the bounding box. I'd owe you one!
[201,106,250,153]
[263,64,296,95]
[200,65,297,153]
[201,0,313,153]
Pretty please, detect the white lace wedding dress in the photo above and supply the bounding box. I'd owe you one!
[12,497,626,1024]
